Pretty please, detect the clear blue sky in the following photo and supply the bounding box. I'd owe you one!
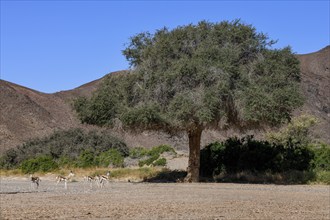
[1,1,329,93]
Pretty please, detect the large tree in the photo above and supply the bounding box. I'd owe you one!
[74,20,303,182]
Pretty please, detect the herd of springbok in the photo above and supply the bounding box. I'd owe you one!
[29,171,111,190]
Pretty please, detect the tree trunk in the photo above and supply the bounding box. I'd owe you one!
[184,126,203,182]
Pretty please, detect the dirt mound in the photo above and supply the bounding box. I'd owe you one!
[0,47,329,153]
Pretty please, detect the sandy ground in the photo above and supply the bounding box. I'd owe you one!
[0,177,329,220]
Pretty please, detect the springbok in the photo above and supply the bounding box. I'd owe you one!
[84,175,98,188]
[98,171,111,188]
[56,171,75,189]
[30,174,41,189]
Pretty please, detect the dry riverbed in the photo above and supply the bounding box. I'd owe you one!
[0,177,329,219]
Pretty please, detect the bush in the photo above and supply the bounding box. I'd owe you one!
[315,171,330,184]
[137,145,175,167]
[153,158,167,167]
[266,115,318,146]
[129,147,149,159]
[20,155,58,173]
[200,142,225,177]
[200,136,315,177]
[147,145,176,157]
[0,128,128,169]
[97,149,124,167]
[311,143,330,171]
[76,150,96,168]
[139,154,160,167]
[279,139,314,172]
[0,149,19,169]
[57,156,71,167]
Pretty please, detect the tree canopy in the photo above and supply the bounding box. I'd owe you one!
[74,20,303,181]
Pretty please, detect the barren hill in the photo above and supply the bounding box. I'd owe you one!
[296,46,330,142]
[0,80,80,152]
[0,47,329,153]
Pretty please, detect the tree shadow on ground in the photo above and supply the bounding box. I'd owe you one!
[142,169,318,184]
[213,170,317,185]
[143,170,187,183]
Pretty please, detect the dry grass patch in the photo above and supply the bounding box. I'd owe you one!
[0,167,162,182]
[0,169,24,177]
[54,167,162,182]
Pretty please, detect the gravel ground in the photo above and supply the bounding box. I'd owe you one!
[0,178,329,220]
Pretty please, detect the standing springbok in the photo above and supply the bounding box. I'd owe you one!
[30,174,41,189]
[56,171,75,189]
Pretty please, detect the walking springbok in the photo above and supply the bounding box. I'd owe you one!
[30,174,41,189]
[56,171,75,189]
[84,175,94,182]
[98,171,111,188]
[84,175,98,188]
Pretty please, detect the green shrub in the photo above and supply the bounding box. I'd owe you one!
[200,136,315,177]
[147,145,176,157]
[315,171,330,184]
[279,139,314,172]
[97,149,124,167]
[137,145,175,167]
[266,115,318,146]
[129,147,149,159]
[153,158,167,166]
[311,143,330,171]
[0,128,128,169]
[200,142,225,177]
[76,150,96,168]
[139,154,160,167]
[20,155,58,173]
[57,156,72,167]
[0,149,18,169]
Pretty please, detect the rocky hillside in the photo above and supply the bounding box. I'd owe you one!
[0,80,80,152]
[0,47,329,153]
[296,46,330,142]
